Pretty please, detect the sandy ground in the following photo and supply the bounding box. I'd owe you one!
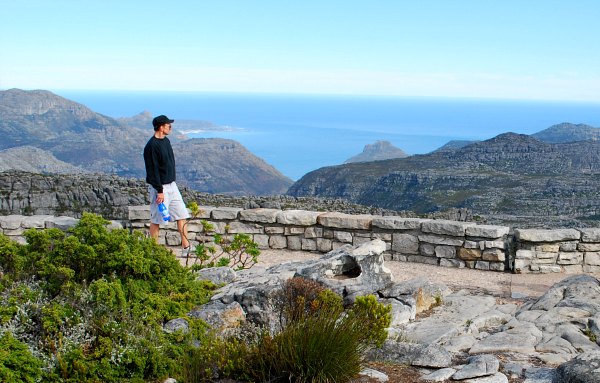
[176,247,598,299]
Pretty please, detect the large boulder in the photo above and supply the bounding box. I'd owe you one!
[554,351,600,383]
[209,240,396,331]
[295,239,393,304]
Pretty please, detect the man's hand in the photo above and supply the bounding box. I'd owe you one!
[156,192,165,204]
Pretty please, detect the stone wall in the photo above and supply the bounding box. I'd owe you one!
[514,228,600,274]
[4,207,600,275]
[128,206,510,272]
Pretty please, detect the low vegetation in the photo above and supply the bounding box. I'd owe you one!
[0,213,214,382]
[182,202,260,270]
[1,213,391,382]
[181,277,392,382]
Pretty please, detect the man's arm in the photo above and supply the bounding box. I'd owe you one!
[143,142,163,194]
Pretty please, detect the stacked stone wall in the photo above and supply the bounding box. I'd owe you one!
[128,206,510,272]
[514,228,600,274]
[3,207,600,275]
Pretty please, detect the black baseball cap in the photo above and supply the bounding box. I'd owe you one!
[152,115,175,129]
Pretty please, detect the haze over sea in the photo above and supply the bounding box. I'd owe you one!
[59,91,600,180]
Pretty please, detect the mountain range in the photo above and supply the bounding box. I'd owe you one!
[4,88,600,227]
[0,89,292,195]
[288,125,600,227]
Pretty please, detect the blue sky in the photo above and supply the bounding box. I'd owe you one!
[2,0,599,101]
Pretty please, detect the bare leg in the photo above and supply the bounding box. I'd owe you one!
[149,223,160,241]
[177,219,190,248]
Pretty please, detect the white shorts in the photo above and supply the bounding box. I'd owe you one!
[149,182,191,224]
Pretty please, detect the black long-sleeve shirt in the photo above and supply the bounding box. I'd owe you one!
[143,136,176,193]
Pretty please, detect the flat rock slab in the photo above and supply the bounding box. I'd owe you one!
[452,354,500,380]
[276,210,320,226]
[459,373,508,383]
[469,324,540,354]
[514,228,580,242]
[402,294,496,344]
[317,212,373,230]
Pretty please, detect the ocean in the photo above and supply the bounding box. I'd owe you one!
[57,91,600,180]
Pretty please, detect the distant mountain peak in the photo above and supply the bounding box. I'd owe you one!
[533,122,600,143]
[344,140,408,164]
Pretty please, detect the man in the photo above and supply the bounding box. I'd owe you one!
[143,114,192,256]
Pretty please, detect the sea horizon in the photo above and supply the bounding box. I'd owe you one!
[56,90,600,180]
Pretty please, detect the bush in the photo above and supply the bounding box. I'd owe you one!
[183,202,260,270]
[250,303,366,382]
[350,294,392,348]
[0,331,42,382]
[0,213,216,382]
[206,278,391,382]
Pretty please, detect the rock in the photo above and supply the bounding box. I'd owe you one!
[421,367,456,382]
[459,372,508,383]
[317,212,373,230]
[210,207,242,220]
[358,368,389,382]
[465,225,510,238]
[554,350,600,383]
[381,298,416,325]
[443,334,477,353]
[411,344,453,368]
[403,294,496,345]
[188,301,246,332]
[295,239,393,304]
[527,274,600,312]
[523,367,556,383]
[379,278,450,315]
[372,216,428,230]
[366,341,451,368]
[163,318,189,334]
[391,233,420,254]
[421,220,475,236]
[276,210,321,226]
[452,354,500,380]
[239,208,279,223]
[227,221,264,234]
[469,321,541,354]
[580,228,600,242]
[195,267,236,285]
[45,216,79,230]
[514,228,581,242]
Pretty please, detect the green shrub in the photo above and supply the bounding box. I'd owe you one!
[0,213,216,382]
[0,332,42,383]
[183,202,260,270]
[349,295,392,348]
[216,279,389,382]
[248,303,365,382]
[182,334,251,383]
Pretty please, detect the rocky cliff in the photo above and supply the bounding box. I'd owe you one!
[0,88,292,195]
[288,133,600,227]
